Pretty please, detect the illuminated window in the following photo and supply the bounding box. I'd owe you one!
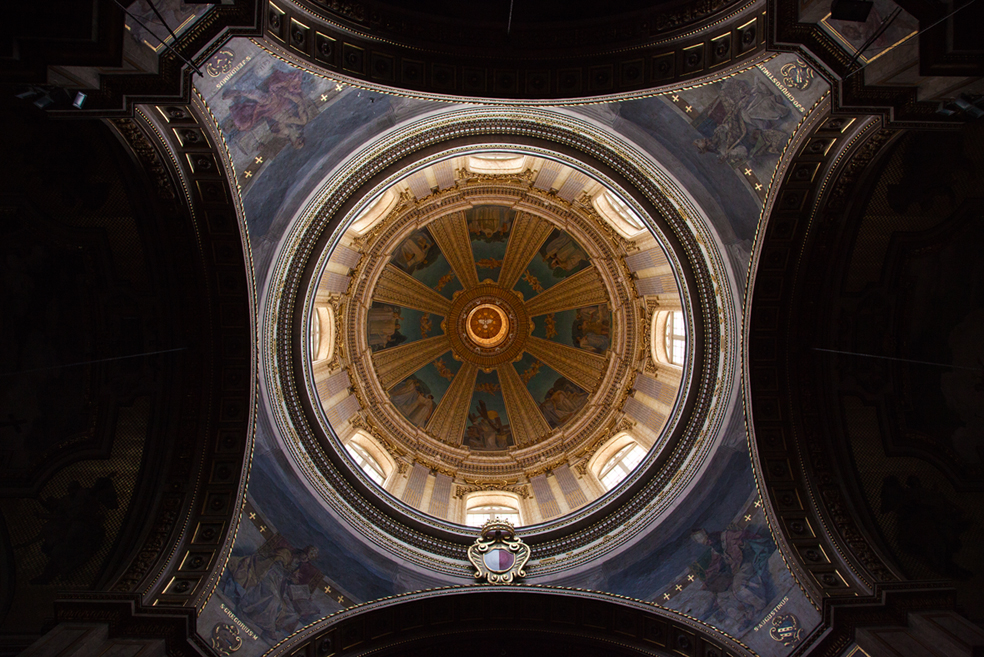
[312,306,334,362]
[310,312,320,357]
[598,442,646,490]
[602,192,644,228]
[471,153,519,160]
[664,310,686,365]
[593,191,645,238]
[350,189,398,234]
[466,153,527,174]
[345,442,386,485]
[465,504,520,527]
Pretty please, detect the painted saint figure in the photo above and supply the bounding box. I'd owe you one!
[391,229,440,275]
[540,232,589,275]
[223,69,315,150]
[686,524,775,633]
[467,205,513,242]
[466,399,513,450]
[367,304,405,351]
[389,376,436,428]
[538,377,589,429]
[223,538,323,642]
[573,305,611,354]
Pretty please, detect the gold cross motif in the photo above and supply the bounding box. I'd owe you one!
[744,514,752,522]
[337,595,344,603]
[320,93,328,101]
[675,584,683,591]
[335,83,343,91]
[754,499,762,507]
[744,168,753,176]
[323,585,331,594]
[754,183,763,191]
[254,156,263,164]
[663,593,671,600]
[244,170,252,179]
[259,525,266,533]
[671,94,679,102]
[248,512,256,520]
[684,105,693,113]
[687,574,694,581]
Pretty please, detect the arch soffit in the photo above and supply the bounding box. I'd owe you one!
[269,587,757,657]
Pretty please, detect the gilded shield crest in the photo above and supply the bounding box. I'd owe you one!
[467,519,530,584]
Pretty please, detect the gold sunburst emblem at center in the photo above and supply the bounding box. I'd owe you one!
[466,304,509,347]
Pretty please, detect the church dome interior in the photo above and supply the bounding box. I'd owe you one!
[305,150,688,526]
[3,1,984,656]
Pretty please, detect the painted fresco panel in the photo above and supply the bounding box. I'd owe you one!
[388,374,439,428]
[512,229,590,300]
[465,370,513,451]
[512,353,589,430]
[572,304,612,354]
[389,228,463,299]
[468,205,514,282]
[537,376,589,430]
[530,305,611,355]
[532,311,572,344]
[367,303,406,352]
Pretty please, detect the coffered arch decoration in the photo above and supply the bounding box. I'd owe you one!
[272,587,757,657]
[262,106,742,577]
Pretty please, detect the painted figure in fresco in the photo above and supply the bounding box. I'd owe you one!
[20,474,119,584]
[880,475,972,579]
[224,537,323,642]
[693,77,790,164]
[467,206,512,243]
[539,378,589,429]
[540,232,588,276]
[389,376,436,428]
[573,305,611,354]
[466,400,513,450]
[367,305,405,351]
[223,69,315,150]
[392,230,440,274]
[687,524,775,632]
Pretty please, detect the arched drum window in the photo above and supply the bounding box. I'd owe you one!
[664,310,686,365]
[598,442,646,490]
[345,441,386,485]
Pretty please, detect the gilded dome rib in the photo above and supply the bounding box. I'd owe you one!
[372,336,451,390]
[497,212,554,290]
[524,267,608,317]
[425,362,479,445]
[497,363,551,446]
[374,264,452,316]
[428,211,480,290]
[525,336,606,392]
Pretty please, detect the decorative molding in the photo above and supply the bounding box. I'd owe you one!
[263,0,767,101]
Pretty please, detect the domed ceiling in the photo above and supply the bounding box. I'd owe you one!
[309,152,686,524]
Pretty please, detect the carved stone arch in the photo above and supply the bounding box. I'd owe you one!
[275,588,755,657]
